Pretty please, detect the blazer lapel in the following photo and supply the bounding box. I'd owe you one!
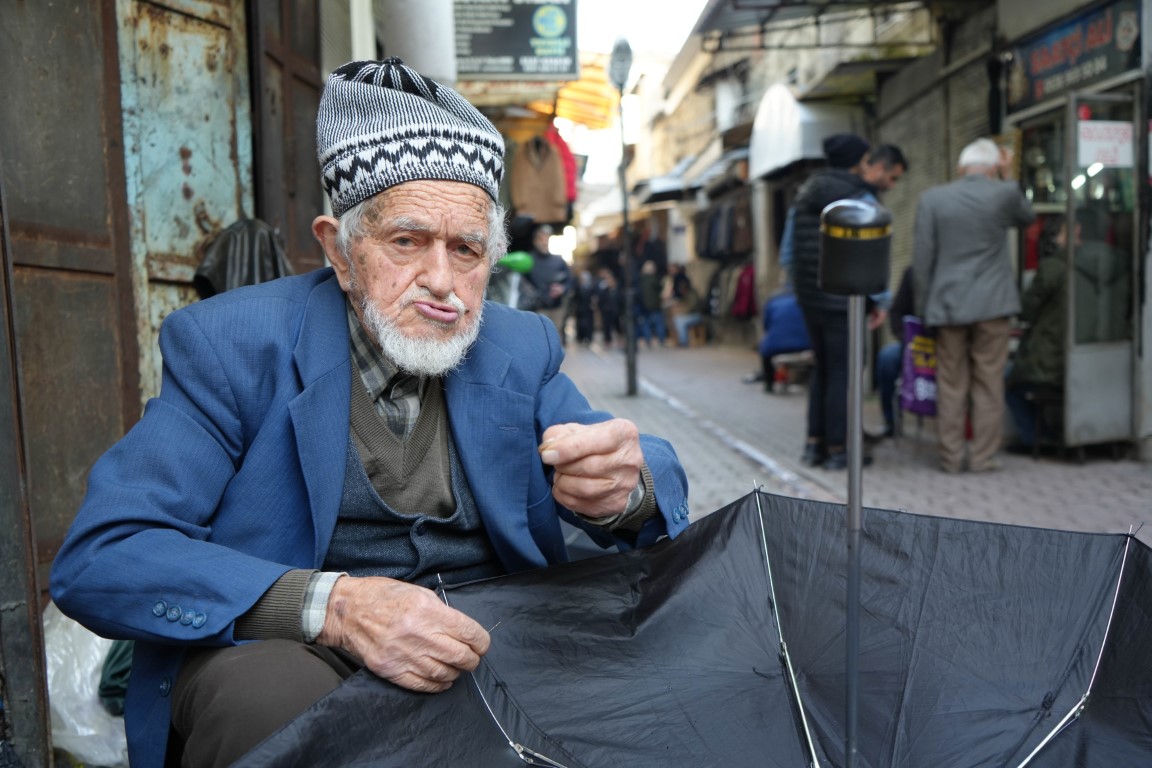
[288,273,352,565]
[445,334,546,570]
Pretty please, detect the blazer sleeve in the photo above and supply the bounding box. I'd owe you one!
[912,197,936,320]
[529,315,690,548]
[49,308,295,646]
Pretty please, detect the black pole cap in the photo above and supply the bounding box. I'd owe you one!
[818,199,892,296]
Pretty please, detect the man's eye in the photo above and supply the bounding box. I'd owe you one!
[393,236,416,247]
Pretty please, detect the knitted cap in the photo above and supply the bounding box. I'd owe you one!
[822,133,869,169]
[316,58,505,217]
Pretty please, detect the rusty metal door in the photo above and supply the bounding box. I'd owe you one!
[0,0,139,596]
[118,0,256,398]
[0,1,137,762]
[0,151,51,768]
[249,0,325,272]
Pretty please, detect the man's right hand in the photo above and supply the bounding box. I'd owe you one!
[316,576,490,693]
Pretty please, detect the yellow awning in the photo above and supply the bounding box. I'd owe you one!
[527,53,620,130]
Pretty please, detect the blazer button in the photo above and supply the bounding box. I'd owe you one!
[166,605,182,622]
[159,677,172,697]
[180,611,194,626]
[152,600,168,617]
[191,612,207,629]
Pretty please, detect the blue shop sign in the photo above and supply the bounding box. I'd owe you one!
[1006,0,1141,114]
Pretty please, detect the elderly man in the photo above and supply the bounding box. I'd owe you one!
[50,58,690,768]
[914,137,1035,472]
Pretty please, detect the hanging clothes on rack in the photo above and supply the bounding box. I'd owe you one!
[544,123,578,203]
[510,134,569,226]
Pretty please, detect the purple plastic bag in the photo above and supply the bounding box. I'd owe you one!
[900,316,937,417]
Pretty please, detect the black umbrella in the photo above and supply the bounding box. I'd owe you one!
[237,491,1152,767]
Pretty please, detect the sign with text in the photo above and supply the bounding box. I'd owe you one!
[1005,0,1140,114]
[455,1,578,80]
[1078,120,1134,167]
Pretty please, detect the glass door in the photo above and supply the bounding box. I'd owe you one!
[1061,91,1136,446]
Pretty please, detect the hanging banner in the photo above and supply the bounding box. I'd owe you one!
[455,1,579,80]
[1005,0,1140,115]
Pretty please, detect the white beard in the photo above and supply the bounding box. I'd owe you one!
[355,284,483,377]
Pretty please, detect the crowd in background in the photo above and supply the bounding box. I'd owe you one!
[490,130,1115,476]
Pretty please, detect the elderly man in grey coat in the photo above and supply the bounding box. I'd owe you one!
[913,138,1035,473]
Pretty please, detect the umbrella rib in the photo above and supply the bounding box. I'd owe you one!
[1012,533,1135,768]
[437,579,574,768]
[754,491,823,768]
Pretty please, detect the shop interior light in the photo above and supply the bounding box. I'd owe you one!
[1087,162,1104,177]
[1071,174,1086,190]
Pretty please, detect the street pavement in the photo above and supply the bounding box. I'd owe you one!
[559,339,1152,546]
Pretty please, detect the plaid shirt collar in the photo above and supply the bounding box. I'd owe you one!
[346,301,427,432]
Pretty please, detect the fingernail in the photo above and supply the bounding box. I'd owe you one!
[540,449,559,464]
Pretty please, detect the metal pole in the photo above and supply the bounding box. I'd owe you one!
[845,294,865,767]
[618,98,637,396]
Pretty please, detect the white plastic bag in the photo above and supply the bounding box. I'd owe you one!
[42,602,129,767]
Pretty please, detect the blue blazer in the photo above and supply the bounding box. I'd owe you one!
[50,269,689,767]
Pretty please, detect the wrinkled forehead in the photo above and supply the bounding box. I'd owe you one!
[362,180,492,231]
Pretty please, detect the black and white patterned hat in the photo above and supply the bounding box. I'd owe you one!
[317,58,505,217]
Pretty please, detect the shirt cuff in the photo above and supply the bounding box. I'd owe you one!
[302,571,346,643]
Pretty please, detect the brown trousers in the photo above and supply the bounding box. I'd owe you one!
[933,317,1012,471]
[170,640,360,768]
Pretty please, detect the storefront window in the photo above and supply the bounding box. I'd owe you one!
[1020,121,1066,206]
[1070,98,1134,344]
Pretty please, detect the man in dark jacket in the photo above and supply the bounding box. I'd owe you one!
[1006,218,1066,449]
[784,136,907,469]
[525,223,573,343]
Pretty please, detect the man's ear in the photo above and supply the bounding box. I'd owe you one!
[313,216,351,291]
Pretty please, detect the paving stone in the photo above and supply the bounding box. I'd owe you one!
[560,341,1152,545]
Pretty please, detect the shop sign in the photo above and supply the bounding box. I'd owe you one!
[1005,0,1140,114]
[455,0,578,80]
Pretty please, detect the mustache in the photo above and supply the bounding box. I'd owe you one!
[399,286,469,314]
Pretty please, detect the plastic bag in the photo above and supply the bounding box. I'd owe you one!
[42,602,129,767]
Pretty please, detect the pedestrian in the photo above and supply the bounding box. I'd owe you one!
[635,259,667,347]
[525,223,573,344]
[914,137,1036,472]
[874,265,915,437]
[1005,217,1066,451]
[48,57,690,768]
[572,267,597,345]
[785,134,905,470]
[596,267,623,348]
[664,263,704,347]
[754,280,811,393]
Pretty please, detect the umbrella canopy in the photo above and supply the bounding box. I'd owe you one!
[236,492,1152,767]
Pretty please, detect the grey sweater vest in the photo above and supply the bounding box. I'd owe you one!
[323,372,503,588]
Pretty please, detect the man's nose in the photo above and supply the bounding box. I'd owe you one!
[418,244,455,296]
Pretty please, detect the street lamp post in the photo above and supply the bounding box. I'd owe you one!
[819,199,892,768]
[609,37,637,396]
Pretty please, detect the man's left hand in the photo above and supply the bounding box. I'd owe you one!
[539,419,643,519]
